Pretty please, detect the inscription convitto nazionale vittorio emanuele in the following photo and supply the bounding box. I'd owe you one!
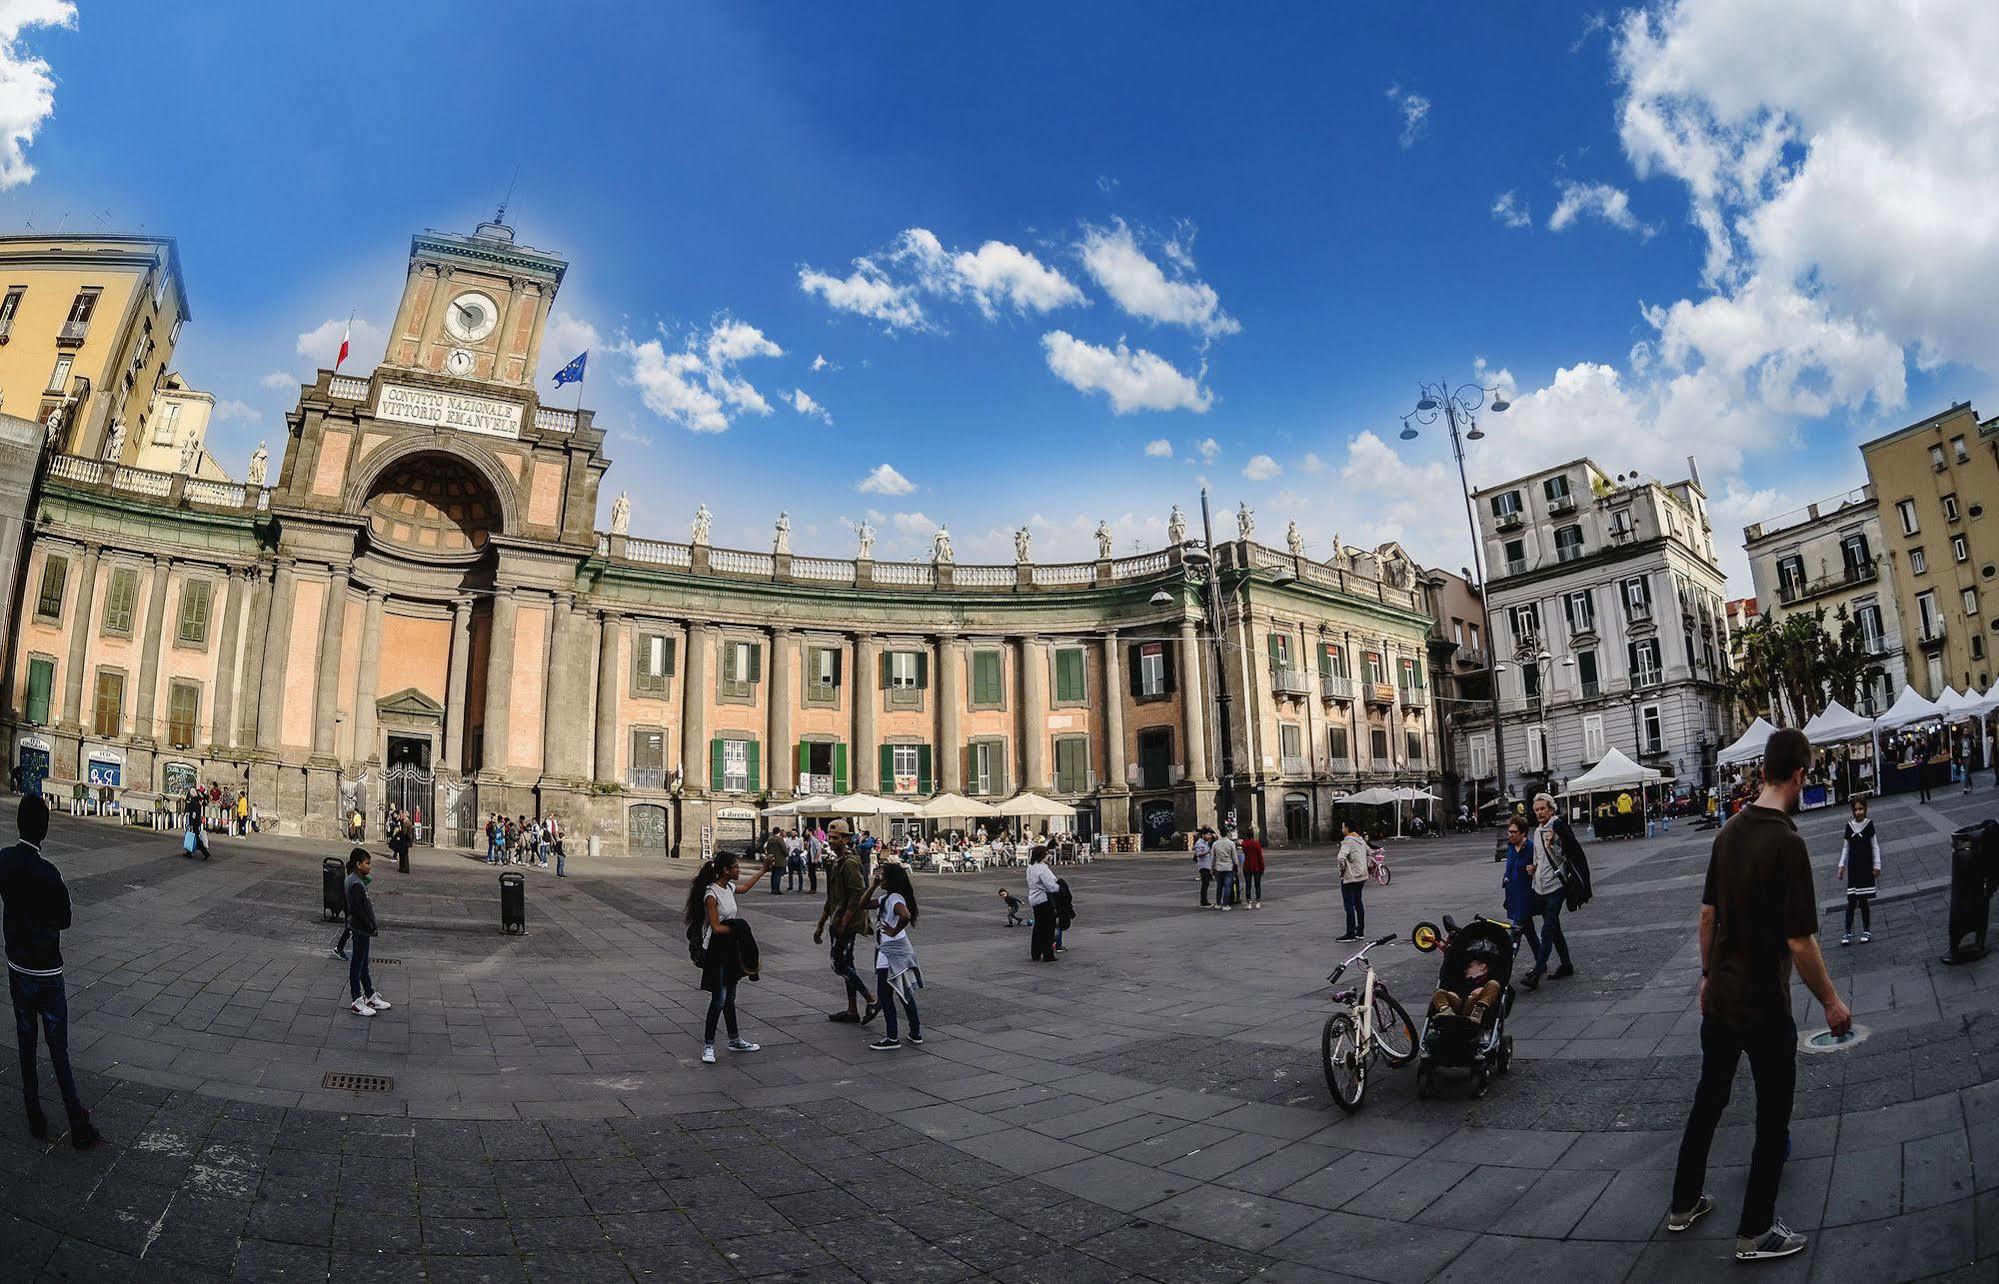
[376,383,524,439]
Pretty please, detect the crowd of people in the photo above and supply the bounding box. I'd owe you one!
[481,813,567,875]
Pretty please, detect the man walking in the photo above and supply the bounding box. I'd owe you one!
[1,795,102,1147]
[1668,728,1851,1261]
[812,821,875,1024]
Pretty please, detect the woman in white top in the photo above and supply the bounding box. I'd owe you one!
[1025,846,1062,962]
[683,848,778,1064]
[868,861,924,1050]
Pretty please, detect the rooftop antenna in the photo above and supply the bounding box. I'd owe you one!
[495,164,520,225]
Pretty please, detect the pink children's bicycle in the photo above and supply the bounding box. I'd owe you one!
[1368,846,1390,886]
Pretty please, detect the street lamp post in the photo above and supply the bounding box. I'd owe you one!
[1198,491,1241,832]
[1398,379,1510,818]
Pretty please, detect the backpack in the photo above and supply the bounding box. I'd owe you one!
[685,913,706,967]
[1054,878,1076,930]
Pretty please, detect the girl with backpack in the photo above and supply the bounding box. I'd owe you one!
[683,848,779,1064]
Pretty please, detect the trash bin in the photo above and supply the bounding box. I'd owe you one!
[322,856,347,921]
[1942,820,1999,964]
[499,871,526,935]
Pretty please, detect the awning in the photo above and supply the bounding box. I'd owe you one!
[1801,701,1876,745]
[1716,717,1778,767]
[1563,747,1663,793]
[1340,787,1396,806]
[1875,685,1945,730]
[761,793,837,818]
[993,792,1077,818]
[916,792,1001,819]
[822,793,923,817]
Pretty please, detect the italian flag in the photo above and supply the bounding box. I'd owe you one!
[335,318,351,371]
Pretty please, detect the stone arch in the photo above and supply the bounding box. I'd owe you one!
[342,433,524,540]
[360,454,504,556]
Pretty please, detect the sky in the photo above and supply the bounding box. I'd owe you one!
[3,0,1996,591]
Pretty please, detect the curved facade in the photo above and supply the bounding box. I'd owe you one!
[1,221,1441,852]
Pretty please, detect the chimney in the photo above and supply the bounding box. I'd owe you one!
[1686,455,1703,490]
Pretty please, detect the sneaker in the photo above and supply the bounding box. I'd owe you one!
[1841,933,1852,946]
[869,1037,902,1051]
[1735,1221,1807,1261]
[727,1038,761,1053]
[861,1002,880,1026]
[332,949,347,960]
[907,1032,925,1045]
[1520,971,1542,991]
[366,994,392,1011]
[700,1045,716,1064]
[350,999,376,1017]
[1666,1193,1713,1232]
[1550,963,1576,980]
[1222,905,1232,912]
[1859,931,1871,943]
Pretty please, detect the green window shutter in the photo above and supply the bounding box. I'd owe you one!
[36,557,65,618]
[797,741,810,775]
[709,737,725,792]
[880,745,895,789]
[916,744,932,794]
[748,644,762,683]
[1161,643,1177,694]
[915,651,928,690]
[1267,633,1281,668]
[1413,659,1425,688]
[975,651,1000,704]
[879,651,892,689]
[721,643,738,683]
[745,741,760,793]
[663,636,677,675]
[25,658,53,724]
[179,579,211,644]
[1318,643,1333,678]
[104,568,136,634]
[833,742,849,793]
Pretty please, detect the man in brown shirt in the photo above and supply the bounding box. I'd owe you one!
[1668,728,1850,1262]
[812,821,875,1024]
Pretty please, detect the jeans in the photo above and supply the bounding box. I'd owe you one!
[768,866,783,894]
[349,934,374,1001]
[830,933,872,1007]
[1510,916,1543,966]
[486,838,499,864]
[334,921,351,955]
[703,976,738,1044]
[12,971,84,1122]
[876,967,920,1040]
[1674,1015,1797,1237]
[1030,901,1058,961]
[1341,881,1365,936]
[1243,870,1263,901]
[1214,871,1237,906]
[807,863,818,893]
[1198,868,1213,905]
[1533,895,1571,973]
[555,844,566,877]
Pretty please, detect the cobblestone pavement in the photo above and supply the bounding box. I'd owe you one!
[2,782,1996,1282]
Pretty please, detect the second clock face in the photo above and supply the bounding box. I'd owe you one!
[446,348,475,376]
[445,292,497,343]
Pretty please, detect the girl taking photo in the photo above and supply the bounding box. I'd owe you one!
[684,847,778,1064]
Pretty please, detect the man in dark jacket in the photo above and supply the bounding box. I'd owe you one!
[344,849,390,1018]
[0,794,102,1147]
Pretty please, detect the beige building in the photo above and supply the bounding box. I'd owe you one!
[0,234,189,459]
[1741,485,1906,716]
[131,372,229,480]
[1861,402,1999,695]
[1418,564,1492,810]
[1,217,1442,852]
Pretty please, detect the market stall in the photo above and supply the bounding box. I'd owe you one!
[1562,748,1664,839]
[1800,700,1878,805]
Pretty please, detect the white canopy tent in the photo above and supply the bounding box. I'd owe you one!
[822,793,923,818]
[1801,701,1876,745]
[916,792,1001,820]
[1876,685,1946,730]
[760,793,836,818]
[993,792,1076,819]
[1716,716,1778,767]
[1564,747,1664,793]
[1936,687,1981,718]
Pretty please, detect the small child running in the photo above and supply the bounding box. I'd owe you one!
[1836,796,1881,945]
[997,887,1024,927]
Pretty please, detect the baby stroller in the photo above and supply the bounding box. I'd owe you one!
[1408,915,1515,1099]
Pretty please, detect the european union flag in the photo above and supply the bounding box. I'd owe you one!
[552,351,588,387]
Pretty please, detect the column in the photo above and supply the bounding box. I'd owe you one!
[255,560,296,749]
[680,621,709,789]
[1021,636,1049,790]
[349,589,386,764]
[482,592,518,774]
[209,568,245,750]
[234,568,271,748]
[1179,619,1210,781]
[543,594,585,779]
[768,627,793,794]
[310,566,350,760]
[443,597,472,773]
[853,632,877,791]
[1102,630,1127,790]
[58,545,100,728]
[131,556,172,743]
[593,611,621,784]
[938,637,964,792]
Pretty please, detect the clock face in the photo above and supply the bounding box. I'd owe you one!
[444,292,498,343]
[446,348,475,376]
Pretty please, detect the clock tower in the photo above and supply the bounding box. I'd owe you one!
[381,214,567,388]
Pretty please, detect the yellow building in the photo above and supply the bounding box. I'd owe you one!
[133,372,230,480]
[0,234,189,461]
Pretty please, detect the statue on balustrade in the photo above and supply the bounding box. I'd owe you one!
[774,511,792,555]
[246,440,269,487]
[43,402,64,448]
[102,419,126,463]
[1236,501,1255,541]
[1095,520,1114,559]
[1168,504,1187,546]
[691,503,712,546]
[609,491,631,535]
[1287,520,1304,557]
[856,520,876,561]
[1014,526,1032,564]
[932,526,955,564]
[177,431,200,475]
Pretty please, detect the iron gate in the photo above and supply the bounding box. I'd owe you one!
[384,762,435,845]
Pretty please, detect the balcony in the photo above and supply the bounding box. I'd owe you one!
[1774,558,1878,606]
[1366,682,1397,706]
[1556,544,1586,564]
[56,319,89,347]
[1581,680,1602,699]
[1504,558,1528,577]
[1272,667,1313,698]
[1280,755,1311,777]
[1455,647,1486,669]
[1400,685,1429,708]
[1495,510,1524,532]
[1918,622,1947,649]
[1320,674,1353,701]
[1547,494,1576,516]
[1632,669,1664,690]
[1626,603,1653,624]
[627,768,669,791]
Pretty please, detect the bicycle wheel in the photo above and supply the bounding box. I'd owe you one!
[1322,1012,1367,1112]
[1371,990,1418,1066]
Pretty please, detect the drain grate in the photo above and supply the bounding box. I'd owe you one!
[372,957,401,965]
[323,1072,394,1093]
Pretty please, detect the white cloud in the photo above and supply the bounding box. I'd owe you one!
[891,511,936,534]
[1242,454,1282,481]
[537,310,602,382]
[1041,331,1213,415]
[896,228,1085,318]
[797,259,927,332]
[621,316,783,434]
[295,316,385,370]
[1077,222,1240,339]
[1300,452,1325,474]
[258,370,296,391]
[786,388,831,424]
[1548,179,1654,238]
[1386,84,1431,148]
[1491,190,1532,230]
[212,398,257,423]
[0,1,72,189]
[1144,438,1174,458]
[857,463,915,496]
[1196,437,1220,463]
[810,354,832,372]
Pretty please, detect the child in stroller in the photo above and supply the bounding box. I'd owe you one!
[1410,914,1516,1098]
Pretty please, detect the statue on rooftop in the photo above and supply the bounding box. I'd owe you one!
[1236,501,1254,541]
[691,503,713,546]
[856,520,876,561]
[609,491,631,535]
[1167,505,1187,546]
[1014,526,1032,564]
[1286,520,1304,557]
[246,441,269,487]
[774,510,792,555]
[1096,520,1114,559]
[932,526,955,564]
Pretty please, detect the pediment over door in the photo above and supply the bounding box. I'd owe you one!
[377,687,446,724]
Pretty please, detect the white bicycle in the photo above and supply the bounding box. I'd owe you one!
[1321,933,1418,1112]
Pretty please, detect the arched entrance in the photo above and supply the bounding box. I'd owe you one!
[361,453,503,556]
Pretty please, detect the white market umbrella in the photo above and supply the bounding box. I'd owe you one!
[1716,716,1777,767]
[1343,787,1396,806]
[917,792,1000,819]
[761,793,836,818]
[1564,747,1663,793]
[1801,702,1875,745]
[1875,684,1945,730]
[994,792,1076,819]
[824,793,922,818]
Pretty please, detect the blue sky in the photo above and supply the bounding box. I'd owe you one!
[4,1,1994,590]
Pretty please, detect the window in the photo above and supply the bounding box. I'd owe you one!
[1622,576,1653,621]
[1642,705,1663,754]
[1974,635,1987,662]
[802,644,839,703]
[971,649,1003,706]
[152,400,181,446]
[34,555,66,619]
[45,354,71,394]
[1911,548,1928,575]
[1776,555,1806,597]
[1897,498,1919,535]
[1503,538,1526,573]
[100,566,136,636]
[62,288,97,335]
[1468,734,1490,779]
[1965,588,1981,617]
[1577,649,1600,697]
[881,743,932,795]
[1054,737,1089,794]
[1944,494,1961,522]
[719,639,761,699]
[166,681,200,749]
[889,651,921,689]
[1954,534,1970,563]
[1265,632,1293,670]
[0,287,21,333]
[1364,651,1386,685]
[1509,603,1541,647]
[1952,435,1969,463]
[1554,524,1585,562]
[1929,443,1947,468]
[92,669,124,738]
[1053,647,1087,703]
[1328,724,1350,760]
[1842,533,1872,575]
[1582,714,1606,760]
[1629,638,1663,687]
[1564,589,1596,635]
[1369,726,1390,761]
[627,632,673,696]
[1135,730,1171,790]
[630,730,666,788]
[1468,622,1481,651]
[1526,725,1548,772]
[175,578,212,646]
[1609,509,1634,539]
[1405,730,1423,762]
[1453,619,1465,646]
[1319,642,1348,678]
[891,744,921,788]
[719,739,752,793]
[1134,642,1172,698]
[24,656,53,725]
[1543,475,1571,506]
[1917,590,1941,640]
[1490,490,1523,521]
[1279,723,1303,760]
[1522,663,1541,700]
[1398,657,1424,690]
[1856,604,1884,653]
